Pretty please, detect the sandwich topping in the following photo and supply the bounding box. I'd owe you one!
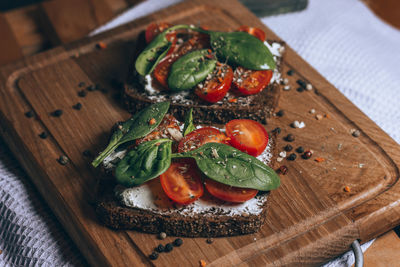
[134,23,283,105]
[92,102,280,208]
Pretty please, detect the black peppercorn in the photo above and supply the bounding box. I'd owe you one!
[297,79,306,88]
[284,144,293,152]
[51,109,63,117]
[272,127,281,134]
[287,153,297,161]
[58,155,69,165]
[86,85,96,92]
[285,134,295,142]
[78,82,85,87]
[25,111,34,118]
[78,90,87,97]
[73,103,82,110]
[149,251,159,260]
[276,110,284,117]
[39,132,48,139]
[173,238,183,247]
[156,244,165,253]
[296,87,304,92]
[302,150,313,159]
[296,146,304,153]
[206,238,214,244]
[164,243,173,252]
[287,70,294,76]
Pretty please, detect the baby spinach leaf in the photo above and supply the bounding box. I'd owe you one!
[173,143,280,191]
[115,139,172,187]
[92,101,170,168]
[135,25,193,76]
[210,31,276,70]
[168,49,217,91]
[182,108,195,136]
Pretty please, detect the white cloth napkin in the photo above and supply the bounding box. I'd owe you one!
[2,0,399,266]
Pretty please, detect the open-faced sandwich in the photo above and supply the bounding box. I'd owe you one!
[92,102,280,237]
[124,23,285,124]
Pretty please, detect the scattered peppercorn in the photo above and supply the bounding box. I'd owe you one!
[164,243,173,252]
[302,150,313,159]
[158,232,167,240]
[51,109,63,117]
[287,70,294,76]
[285,134,295,142]
[25,111,34,118]
[78,90,87,97]
[78,81,85,87]
[296,146,304,153]
[287,153,297,161]
[173,238,183,247]
[278,165,288,175]
[296,87,304,92]
[149,251,159,260]
[39,132,48,139]
[58,155,69,165]
[156,244,165,253]
[83,150,93,157]
[297,79,306,88]
[284,144,293,152]
[276,109,284,117]
[86,85,96,91]
[206,238,214,244]
[344,186,351,192]
[73,103,82,110]
[272,127,281,134]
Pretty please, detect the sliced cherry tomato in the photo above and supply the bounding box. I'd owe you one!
[153,54,178,88]
[178,127,227,153]
[237,26,266,42]
[195,63,233,103]
[204,178,258,203]
[145,22,172,43]
[225,119,268,156]
[160,159,204,204]
[233,67,273,95]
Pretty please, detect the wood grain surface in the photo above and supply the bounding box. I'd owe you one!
[0,0,400,266]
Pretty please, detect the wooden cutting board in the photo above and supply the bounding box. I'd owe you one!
[0,0,399,266]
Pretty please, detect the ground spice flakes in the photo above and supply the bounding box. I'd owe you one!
[200,259,207,267]
[344,186,351,192]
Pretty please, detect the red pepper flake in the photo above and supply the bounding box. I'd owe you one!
[278,165,288,175]
[228,98,237,103]
[200,259,207,267]
[205,54,214,59]
[344,186,351,192]
[149,118,156,125]
[96,42,107,49]
[207,49,212,53]
[325,114,331,119]
[314,157,325,163]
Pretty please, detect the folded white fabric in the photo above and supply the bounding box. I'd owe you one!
[1,0,399,266]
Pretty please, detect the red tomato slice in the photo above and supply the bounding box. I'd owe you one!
[145,22,172,43]
[178,127,228,153]
[237,26,266,42]
[204,178,258,203]
[225,119,268,156]
[195,63,233,103]
[153,54,178,88]
[233,67,273,95]
[160,160,204,205]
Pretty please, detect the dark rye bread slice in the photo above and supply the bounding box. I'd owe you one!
[123,40,285,125]
[94,132,278,237]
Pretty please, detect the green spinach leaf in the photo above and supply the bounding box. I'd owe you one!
[168,49,217,91]
[115,139,172,187]
[135,25,193,76]
[182,108,195,136]
[92,101,170,167]
[173,142,280,191]
[210,31,276,70]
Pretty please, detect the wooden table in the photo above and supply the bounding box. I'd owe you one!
[0,0,399,266]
